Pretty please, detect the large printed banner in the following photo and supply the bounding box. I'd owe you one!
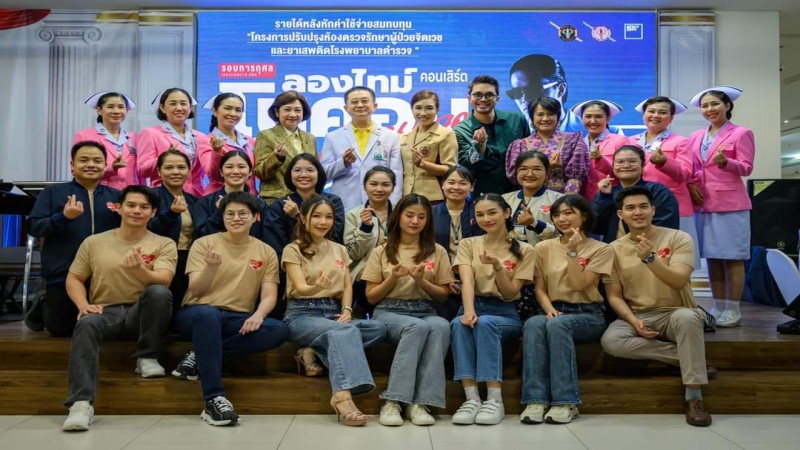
[197,11,656,141]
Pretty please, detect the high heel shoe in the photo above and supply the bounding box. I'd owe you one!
[330,391,368,427]
[294,347,324,377]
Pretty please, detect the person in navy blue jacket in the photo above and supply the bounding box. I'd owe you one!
[431,166,484,319]
[147,149,200,319]
[194,150,267,241]
[25,141,122,336]
[592,145,680,244]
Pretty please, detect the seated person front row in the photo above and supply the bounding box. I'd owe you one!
[59,187,712,431]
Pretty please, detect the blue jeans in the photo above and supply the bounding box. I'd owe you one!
[175,304,289,401]
[283,298,387,395]
[451,296,522,382]
[521,302,606,405]
[374,299,450,408]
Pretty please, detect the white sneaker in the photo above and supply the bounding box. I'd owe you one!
[408,403,435,426]
[475,399,505,425]
[135,358,166,378]
[62,401,94,431]
[520,403,548,424]
[379,401,403,426]
[716,310,742,328]
[545,404,579,424]
[452,399,481,425]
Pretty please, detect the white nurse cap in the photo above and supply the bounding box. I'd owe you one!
[570,99,623,119]
[689,86,743,107]
[84,91,136,109]
[634,97,687,115]
[201,93,244,110]
[150,88,198,107]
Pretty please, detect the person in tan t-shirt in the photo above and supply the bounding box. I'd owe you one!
[451,194,534,426]
[362,194,454,426]
[282,194,387,427]
[173,191,289,427]
[599,186,712,427]
[520,195,612,425]
[62,186,176,432]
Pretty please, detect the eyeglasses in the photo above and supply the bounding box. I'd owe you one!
[517,167,546,174]
[223,210,252,220]
[291,167,317,175]
[505,80,560,101]
[614,158,642,166]
[470,92,497,101]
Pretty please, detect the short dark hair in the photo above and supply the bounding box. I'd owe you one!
[344,86,376,103]
[71,140,106,161]
[363,166,396,187]
[514,150,550,174]
[209,92,244,132]
[550,194,594,234]
[284,153,327,194]
[468,75,500,95]
[219,191,261,215]
[268,90,312,122]
[442,165,475,186]
[700,90,735,120]
[641,96,675,116]
[156,88,195,121]
[613,145,646,165]
[156,148,190,169]
[95,92,130,123]
[527,96,562,122]
[614,185,654,209]
[508,54,568,103]
[119,185,159,209]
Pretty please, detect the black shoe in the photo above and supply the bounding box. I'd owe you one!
[201,396,239,426]
[23,293,45,332]
[172,350,199,380]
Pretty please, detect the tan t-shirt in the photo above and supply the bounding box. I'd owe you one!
[183,234,279,313]
[604,226,696,311]
[454,236,535,301]
[361,243,455,300]
[282,241,351,299]
[69,229,177,307]
[534,237,614,304]
[177,209,194,250]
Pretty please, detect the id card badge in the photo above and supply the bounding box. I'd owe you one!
[373,151,384,161]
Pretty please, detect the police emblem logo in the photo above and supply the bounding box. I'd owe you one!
[592,25,612,42]
[558,25,578,42]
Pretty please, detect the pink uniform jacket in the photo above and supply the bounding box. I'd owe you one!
[585,132,628,201]
[72,127,138,190]
[196,132,257,195]
[688,122,755,212]
[628,133,694,217]
[137,124,207,197]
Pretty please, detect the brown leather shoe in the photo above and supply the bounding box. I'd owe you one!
[706,363,718,380]
[684,399,712,427]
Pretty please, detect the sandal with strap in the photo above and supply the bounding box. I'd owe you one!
[330,391,368,427]
[294,347,324,377]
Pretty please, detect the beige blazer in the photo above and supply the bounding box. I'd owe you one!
[400,123,457,201]
[254,125,317,202]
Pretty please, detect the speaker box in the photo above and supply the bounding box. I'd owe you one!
[748,179,800,258]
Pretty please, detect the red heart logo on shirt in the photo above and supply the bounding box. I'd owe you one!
[577,256,590,269]
[539,205,551,214]
[502,260,517,271]
[106,202,120,212]
[657,248,671,258]
[335,259,345,269]
[140,254,156,265]
[422,261,434,271]
[249,259,263,270]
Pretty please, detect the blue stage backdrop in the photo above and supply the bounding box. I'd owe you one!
[197,11,656,143]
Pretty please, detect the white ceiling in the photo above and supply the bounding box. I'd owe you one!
[2,0,799,159]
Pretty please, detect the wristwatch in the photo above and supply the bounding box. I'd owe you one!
[641,252,656,264]
[566,250,578,258]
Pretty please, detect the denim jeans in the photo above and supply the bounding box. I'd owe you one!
[283,298,387,395]
[374,299,450,408]
[521,302,606,406]
[175,304,289,401]
[65,285,172,406]
[450,296,522,382]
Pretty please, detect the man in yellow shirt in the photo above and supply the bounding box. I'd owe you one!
[600,186,712,427]
[62,185,177,432]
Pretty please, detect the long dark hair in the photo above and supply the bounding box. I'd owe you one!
[209,93,244,132]
[474,193,522,260]
[550,194,595,234]
[293,194,336,258]
[384,194,436,265]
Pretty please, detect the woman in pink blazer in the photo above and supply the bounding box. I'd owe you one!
[629,96,699,258]
[197,93,256,195]
[137,88,207,197]
[72,91,138,190]
[687,86,754,328]
[571,100,629,200]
